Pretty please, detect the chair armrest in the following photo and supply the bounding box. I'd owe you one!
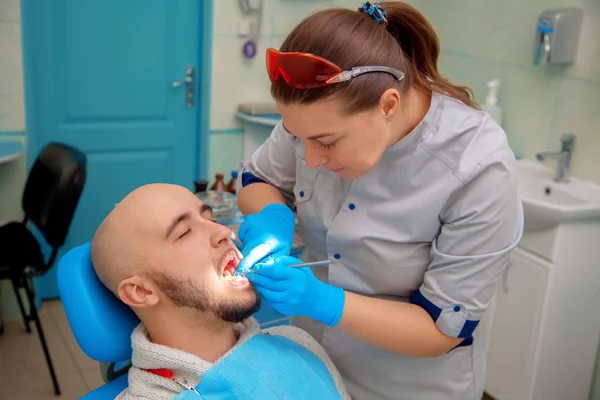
[100,360,132,383]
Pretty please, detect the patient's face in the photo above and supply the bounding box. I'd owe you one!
[124,185,259,323]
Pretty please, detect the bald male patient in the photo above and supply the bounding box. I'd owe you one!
[90,184,349,400]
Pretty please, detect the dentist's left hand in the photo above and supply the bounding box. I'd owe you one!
[236,204,295,273]
[247,256,346,327]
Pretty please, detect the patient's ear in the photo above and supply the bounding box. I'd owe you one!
[117,276,160,309]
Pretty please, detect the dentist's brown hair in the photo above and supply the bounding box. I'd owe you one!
[271,1,479,113]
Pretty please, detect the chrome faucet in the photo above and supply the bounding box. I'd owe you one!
[536,133,576,183]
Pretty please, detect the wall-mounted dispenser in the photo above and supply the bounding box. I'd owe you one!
[238,0,263,59]
[533,7,583,66]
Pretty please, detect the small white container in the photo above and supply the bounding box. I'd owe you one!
[483,78,503,127]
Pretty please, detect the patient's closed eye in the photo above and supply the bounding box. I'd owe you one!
[201,203,213,218]
[166,204,215,240]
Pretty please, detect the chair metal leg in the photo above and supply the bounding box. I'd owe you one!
[11,277,31,333]
[21,276,61,396]
[0,283,4,335]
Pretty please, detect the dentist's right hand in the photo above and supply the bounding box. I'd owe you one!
[236,204,296,273]
[247,256,346,327]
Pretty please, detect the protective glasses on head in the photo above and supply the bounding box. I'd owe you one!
[266,48,405,90]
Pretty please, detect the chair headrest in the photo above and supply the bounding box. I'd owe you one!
[57,242,139,362]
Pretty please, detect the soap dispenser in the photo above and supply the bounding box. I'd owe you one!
[483,78,502,127]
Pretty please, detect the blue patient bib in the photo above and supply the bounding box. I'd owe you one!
[172,333,341,399]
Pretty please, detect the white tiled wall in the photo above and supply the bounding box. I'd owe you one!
[0,0,24,131]
[0,0,26,221]
[208,0,355,177]
[210,0,600,185]
[0,0,27,323]
[405,0,600,185]
[210,0,360,130]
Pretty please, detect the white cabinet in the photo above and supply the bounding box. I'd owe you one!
[484,223,600,400]
[479,286,497,368]
[485,247,550,400]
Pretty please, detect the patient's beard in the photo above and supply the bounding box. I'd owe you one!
[149,272,261,323]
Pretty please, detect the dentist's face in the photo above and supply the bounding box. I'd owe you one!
[277,97,394,180]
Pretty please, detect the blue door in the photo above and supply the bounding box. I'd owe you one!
[21,0,211,300]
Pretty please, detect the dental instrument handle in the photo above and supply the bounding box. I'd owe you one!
[288,260,331,268]
[242,259,330,275]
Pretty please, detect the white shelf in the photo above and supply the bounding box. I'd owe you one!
[236,111,282,163]
[0,140,23,164]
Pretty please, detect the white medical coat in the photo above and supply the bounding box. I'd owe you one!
[239,92,524,399]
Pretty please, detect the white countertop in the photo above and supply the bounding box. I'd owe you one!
[235,110,282,127]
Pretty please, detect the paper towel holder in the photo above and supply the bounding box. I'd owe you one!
[533,7,583,66]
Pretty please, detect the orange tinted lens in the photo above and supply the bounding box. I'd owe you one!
[266,49,342,89]
[266,48,280,82]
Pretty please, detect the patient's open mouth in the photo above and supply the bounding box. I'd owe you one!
[222,254,238,277]
[220,251,248,286]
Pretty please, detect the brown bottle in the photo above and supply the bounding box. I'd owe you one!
[194,179,209,194]
[226,170,238,194]
[210,173,226,193]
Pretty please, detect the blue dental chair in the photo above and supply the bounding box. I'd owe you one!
[57,242,139,399]
[58,238,291,398]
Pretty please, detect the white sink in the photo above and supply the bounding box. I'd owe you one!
[517,159,600,230]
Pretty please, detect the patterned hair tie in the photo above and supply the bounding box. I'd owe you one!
[358,1,388,27]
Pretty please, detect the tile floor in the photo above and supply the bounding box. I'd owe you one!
[0,300,104,400]
[0,299,497,400]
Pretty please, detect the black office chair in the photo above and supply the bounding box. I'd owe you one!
[0,142,87,396]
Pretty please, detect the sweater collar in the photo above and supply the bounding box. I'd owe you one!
[130,317,262,377]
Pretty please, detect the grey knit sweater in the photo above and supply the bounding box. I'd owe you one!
[115,318,350,399]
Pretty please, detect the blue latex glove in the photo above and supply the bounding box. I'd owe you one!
[236,204,296,273]
[247,256,346,327]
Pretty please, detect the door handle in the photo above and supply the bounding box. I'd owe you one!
[172,66,194,108]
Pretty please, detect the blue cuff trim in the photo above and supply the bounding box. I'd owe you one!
[241,172,266,187]
[410,288,479,339]
[448,336,473,353]
[409,288,442,321]
[458,319,479,338]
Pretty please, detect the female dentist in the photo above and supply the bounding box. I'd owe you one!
[236,2,523,399]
